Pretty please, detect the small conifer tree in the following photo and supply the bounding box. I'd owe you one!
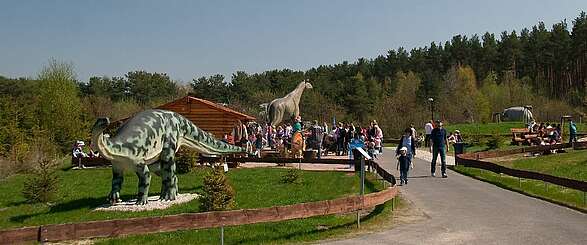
[200,167,235,211]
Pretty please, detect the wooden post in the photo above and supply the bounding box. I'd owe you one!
[391,197,395,211]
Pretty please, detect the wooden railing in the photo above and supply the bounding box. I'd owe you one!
[454,142,587,192]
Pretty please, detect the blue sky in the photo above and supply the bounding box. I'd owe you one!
[1,0,585,83]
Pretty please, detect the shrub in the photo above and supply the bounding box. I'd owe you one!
[467,134,484,146]
[486,133,502,150]
[281,168,302,184]
[175,148,199,174]
[200,167,235,211]
[0,140,33,179]
[22,135,60,203]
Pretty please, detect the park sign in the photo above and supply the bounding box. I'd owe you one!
[355,147,372,160]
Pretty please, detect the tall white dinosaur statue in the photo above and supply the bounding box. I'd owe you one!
[266,80,313,126]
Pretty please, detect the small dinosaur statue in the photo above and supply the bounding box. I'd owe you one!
[267,80,313,126]
[91,109,246,205]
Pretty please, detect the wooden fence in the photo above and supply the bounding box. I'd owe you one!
[0,188,398,244]
[0,159,398,244]
[455,142,587,192]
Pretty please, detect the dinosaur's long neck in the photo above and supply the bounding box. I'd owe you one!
[92,128,117,160]
[287,82,306,104]
[181,118,246,155]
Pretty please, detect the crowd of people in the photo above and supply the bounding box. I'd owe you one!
[219,117,385,160]
[326,120,384,158]
[524,120,565,145]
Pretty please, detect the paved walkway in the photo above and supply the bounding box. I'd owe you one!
[324,148,587,245]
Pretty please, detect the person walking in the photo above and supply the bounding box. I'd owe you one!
[396,147,410,185]
[396,128,416,184]
[569,120,578,143]
[424,120,434,149]
[430,120,448,178]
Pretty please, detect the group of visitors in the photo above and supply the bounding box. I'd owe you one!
[331,120,384,159]
[396,120,451,185]
[525,120,565,145]
[221,117,308,158]
[71,140,99,168]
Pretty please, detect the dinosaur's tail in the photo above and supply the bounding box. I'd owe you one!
[180,116,248,155]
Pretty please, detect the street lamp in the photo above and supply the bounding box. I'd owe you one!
[428,97,434,122]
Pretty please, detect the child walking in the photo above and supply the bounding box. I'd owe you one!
[396,147,411,185]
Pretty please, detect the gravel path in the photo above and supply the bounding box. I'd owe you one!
[94,193,200,212]
[323,147,587,245]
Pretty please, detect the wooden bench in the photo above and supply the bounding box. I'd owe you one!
[511,128,529,145]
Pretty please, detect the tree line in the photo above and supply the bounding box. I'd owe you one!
[1,12,586,163]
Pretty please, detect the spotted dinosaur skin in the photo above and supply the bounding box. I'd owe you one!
[91,109,246,205]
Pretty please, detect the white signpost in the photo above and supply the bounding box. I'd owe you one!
[353,147,371,228]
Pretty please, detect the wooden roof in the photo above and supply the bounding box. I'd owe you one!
[156,96,256,138]
[109,96,256,138]
[157,96,256,121]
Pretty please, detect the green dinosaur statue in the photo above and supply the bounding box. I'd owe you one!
[91,109,246,205]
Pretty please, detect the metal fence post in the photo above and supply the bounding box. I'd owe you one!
[357,157,365,229]
[518,177,522,188]
[220,225,224,245]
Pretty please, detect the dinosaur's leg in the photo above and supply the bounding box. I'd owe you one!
[160,145,178,201]
[135,164,151,205]
[108,163,124,204]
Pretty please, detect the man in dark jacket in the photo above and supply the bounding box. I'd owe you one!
[430,120,448,178]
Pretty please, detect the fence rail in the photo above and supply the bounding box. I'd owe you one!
[455,142,587,192]
[0,158,397,244]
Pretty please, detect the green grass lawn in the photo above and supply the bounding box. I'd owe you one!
[0,164,396,244]
[98,197,401,245]
[453,149,587,211]
[445,122,525,135]
[496,149,587,181]
[462,137,525,153]
[445,122,586,136]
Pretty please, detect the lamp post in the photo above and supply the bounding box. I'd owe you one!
[428,97,434,122]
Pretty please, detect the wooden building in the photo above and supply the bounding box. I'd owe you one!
[157,96,256,138]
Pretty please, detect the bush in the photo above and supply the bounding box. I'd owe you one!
[175,148,199,174]
[0,140,33,180]
[486,133,502,150]
[467,134,484,146]
[22,135,60,203]
[281,168,302,184]
[200,167,235,211]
